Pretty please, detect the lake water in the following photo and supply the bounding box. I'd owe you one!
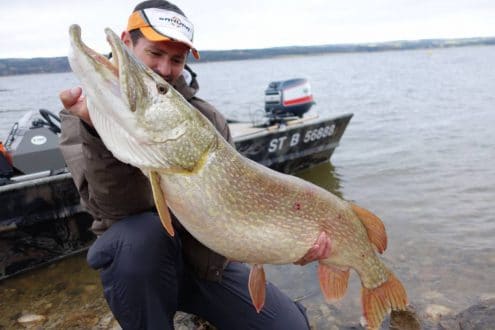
[1,46,494,329]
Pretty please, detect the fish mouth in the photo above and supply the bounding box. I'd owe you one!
[69,24,121,104]
[69,24,119,78]
[69,24,155,113]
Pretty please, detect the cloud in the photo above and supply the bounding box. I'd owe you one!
[1,0,494,58]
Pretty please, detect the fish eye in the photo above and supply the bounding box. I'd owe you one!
[157,84,168,94]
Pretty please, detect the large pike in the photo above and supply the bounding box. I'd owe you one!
[68,25,407,329]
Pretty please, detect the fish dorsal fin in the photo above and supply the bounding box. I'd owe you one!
[149,170,174,236]
[351,203,387,253]
[248,264,266,313]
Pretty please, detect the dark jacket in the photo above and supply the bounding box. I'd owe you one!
[59,68,232,281]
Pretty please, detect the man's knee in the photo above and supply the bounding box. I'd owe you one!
[87,212,181,274]
[88,212,181,329]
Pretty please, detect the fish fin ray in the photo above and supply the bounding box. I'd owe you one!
[361,271,408,330]
[351,203,387,253]
[149,170,174,236]
[318,263,350,301]
[248,264,266,313]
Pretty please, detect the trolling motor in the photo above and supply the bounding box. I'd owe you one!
[264,78,315,124]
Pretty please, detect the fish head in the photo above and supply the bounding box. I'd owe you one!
[68,25,215,172]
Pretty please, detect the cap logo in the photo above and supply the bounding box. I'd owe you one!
[143,8,194,42]
[160,15,192,36]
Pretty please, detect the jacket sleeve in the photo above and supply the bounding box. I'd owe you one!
[59,109,155,234]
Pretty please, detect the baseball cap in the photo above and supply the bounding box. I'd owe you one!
[127,7,200,59]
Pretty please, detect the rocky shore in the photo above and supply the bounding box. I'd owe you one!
[6,298,495,329]
[1,254,494,329]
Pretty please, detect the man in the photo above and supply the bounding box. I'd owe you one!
[59,1,330,329]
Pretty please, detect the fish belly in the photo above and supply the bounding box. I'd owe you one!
[160,143,327,264]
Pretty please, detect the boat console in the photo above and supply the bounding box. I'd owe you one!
[1,109,66,184]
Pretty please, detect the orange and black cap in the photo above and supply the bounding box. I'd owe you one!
[127,6,199,59]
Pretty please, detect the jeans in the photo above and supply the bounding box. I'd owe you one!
[87,212,310,330]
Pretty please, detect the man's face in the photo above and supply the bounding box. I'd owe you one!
[122,31,189,83]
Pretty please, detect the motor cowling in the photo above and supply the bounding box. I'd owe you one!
[264,78,314,118]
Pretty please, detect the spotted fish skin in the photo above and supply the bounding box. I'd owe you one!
[68,25,408,330]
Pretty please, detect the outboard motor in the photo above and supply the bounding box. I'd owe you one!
[264,78,314,119]
[2,109,66,181]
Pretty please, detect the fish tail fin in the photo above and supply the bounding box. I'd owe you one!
[351,203,387,253]
[361,271,408,330]
[318,263,350,301]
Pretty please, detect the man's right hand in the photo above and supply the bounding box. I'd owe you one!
[59,87,93,126]
[293,231,332,266]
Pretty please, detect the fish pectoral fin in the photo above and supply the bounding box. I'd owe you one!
[361,271,408,330]
[248,264,266,313]
[149,170,174,237]
[318,263,350,301]
[351,203,387,254]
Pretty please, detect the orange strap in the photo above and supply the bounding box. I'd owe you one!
[0,142,12,165]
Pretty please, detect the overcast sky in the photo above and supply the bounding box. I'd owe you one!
[1,0,494,58]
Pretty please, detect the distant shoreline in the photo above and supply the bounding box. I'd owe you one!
[1,36,494,77]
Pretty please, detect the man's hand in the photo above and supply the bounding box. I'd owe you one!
[59,87,92,126]
[294,231,332,266]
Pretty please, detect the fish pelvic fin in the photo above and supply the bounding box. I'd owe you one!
[149,170,174,236]
[248,264,266,313]
[361,271,408,330]
[351,203,387,254]
[318,263,350,301]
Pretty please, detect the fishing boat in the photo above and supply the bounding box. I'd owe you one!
[0,78,352,280]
